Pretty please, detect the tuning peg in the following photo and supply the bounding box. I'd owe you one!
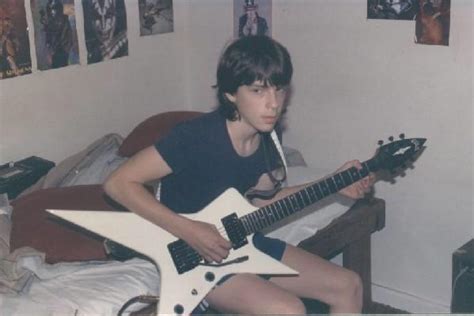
[399,133,405,139]
[378,140,384,146]
[388,136,394,142]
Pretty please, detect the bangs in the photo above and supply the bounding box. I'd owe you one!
[217,36,293,93]
[239,59,291,88]
[235,48,292,88]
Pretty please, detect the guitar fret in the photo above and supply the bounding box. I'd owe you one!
[306,186,317,203]
[256,209,265,228]
[276,202,286,219]
[297,191,307,208]
[350,167,361,182]
[325,177,338,194]
[315,183,324,199]
[301,189,311,206]
[341,170,352,187]
[269,207,277,225]
[288,195,298,213]
[254,212,264,230]
[249,213,259,232]
[241,217,252,234]
[334,173,344,190]
[271,203,284,221]
[260,208,270,227]
[360,162,369,178]
[319,181,330,197]
[279,200,289,216]
[309,184,322,201]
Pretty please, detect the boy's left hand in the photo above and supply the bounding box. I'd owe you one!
[336,160,376,200]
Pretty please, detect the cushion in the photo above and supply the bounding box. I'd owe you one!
[118,111,204,157]
[10,185,125,263]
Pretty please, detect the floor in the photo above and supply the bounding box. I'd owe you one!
[303,298,409,314]
[131,300,410,315]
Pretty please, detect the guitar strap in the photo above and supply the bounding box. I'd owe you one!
[270,129,288,175]
[154,129,287,201]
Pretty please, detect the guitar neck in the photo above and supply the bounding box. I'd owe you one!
[240,157,379,235]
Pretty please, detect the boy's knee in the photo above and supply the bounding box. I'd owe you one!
[270,295,306,314]
[338,270,363,304]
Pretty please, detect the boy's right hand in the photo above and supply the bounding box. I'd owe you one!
[181,220,232,263]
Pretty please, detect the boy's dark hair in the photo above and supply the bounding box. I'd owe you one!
[215,35,293,120]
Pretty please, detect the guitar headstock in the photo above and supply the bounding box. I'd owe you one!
[374,134,426,173]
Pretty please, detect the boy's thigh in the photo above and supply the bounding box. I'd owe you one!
[205,273,303,314]
[270,244,361,303]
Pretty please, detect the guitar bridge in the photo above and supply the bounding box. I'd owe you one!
[168,239,202,274]
[222,213,248,249]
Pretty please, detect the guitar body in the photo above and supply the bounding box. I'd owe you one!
[48,188,297,315]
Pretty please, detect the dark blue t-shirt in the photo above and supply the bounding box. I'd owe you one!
[154,110,281,214]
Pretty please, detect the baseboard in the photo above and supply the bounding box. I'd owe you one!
[372,283,450,313]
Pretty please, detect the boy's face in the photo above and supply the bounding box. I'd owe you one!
[225,81,288,132]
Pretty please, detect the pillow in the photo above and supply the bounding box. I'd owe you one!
[118,111,204,157]
[10,185,124,263]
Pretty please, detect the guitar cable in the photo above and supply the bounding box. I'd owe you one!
[118,294,160,315]
[199,255,249,267]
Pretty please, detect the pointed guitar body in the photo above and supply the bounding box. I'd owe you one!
[48,188,297,315]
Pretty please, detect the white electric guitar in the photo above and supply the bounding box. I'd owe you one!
[47,136,425,315]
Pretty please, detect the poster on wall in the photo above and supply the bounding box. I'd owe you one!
[31,0,80,71]
[233,0,272,38]
[0,0,32,80]
[367,0,418,20]
[415,0,450,46]
[138,0,173,36]
[82,0,128,64]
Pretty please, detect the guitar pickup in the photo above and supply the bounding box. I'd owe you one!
[221,213,248,249]
[168,239,202,274]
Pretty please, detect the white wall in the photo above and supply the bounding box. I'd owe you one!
[1,0,472,313]
[275,1,472,312]
[0,1,193,163]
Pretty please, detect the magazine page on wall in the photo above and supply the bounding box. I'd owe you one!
[30,0,80,71]
[82,0,128,64]
[138,0,174,36]
[233,0,272,39]
[0,0,32,80]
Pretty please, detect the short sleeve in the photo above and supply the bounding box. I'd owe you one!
[154,122,197,173]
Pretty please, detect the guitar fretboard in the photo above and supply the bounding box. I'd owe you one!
[240,158,379,235]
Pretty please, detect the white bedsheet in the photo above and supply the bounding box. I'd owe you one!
[1,166,352,315]
[0,258,160,315]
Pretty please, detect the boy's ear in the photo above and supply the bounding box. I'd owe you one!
[224,92,236,103]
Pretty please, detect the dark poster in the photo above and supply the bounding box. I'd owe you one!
[31,0,80,71]
[138,0,174,36]
[0,0,32,79]
[367,0,418,20]
[82,0,128,64]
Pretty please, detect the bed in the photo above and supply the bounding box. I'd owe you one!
[1,111,385,315]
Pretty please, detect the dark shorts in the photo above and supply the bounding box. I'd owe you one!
[252,232,286,261]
